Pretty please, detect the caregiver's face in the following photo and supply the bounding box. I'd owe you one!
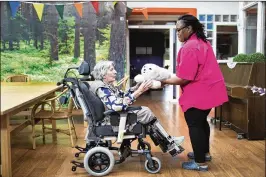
[176,20,190,43]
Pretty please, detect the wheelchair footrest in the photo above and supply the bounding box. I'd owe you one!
[71,160,84,168]
[75,145,88,152]
[169,145,185,157]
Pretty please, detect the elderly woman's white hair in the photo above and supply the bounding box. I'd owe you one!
[91,60,115,80]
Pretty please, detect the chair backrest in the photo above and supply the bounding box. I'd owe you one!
[5,74,30,82]
[78,81,105,122]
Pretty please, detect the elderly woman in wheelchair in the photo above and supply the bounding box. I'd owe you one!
[71,60,185,176]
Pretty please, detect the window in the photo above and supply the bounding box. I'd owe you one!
[264,3,266,54]
[223,15,229,22]
[147,47,152,54]
[245,4,258,54]
[136,47,152,55]
[207,31,213,38]
[136,47,146,55]
[199,14,206,22]
[230,15,237,22]
[207,15,213,22]
[215,15,221,22]
[207,23,213,30]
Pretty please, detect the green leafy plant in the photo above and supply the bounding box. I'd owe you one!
[233,53,249,62]
[233,53,266,63]
[248,52,266,62]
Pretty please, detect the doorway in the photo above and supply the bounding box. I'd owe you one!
[127,25,179,101]
[129,29,169,84]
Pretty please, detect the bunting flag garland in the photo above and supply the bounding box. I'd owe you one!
[33,3,44,21]
[9,1,21,18]
[142,8,148,19]
[126,7,133,17]
[7,1,138,20]
[91,1,99,14]
[55,5,64,19]
[74,3,83,18]
[113,1,118,7]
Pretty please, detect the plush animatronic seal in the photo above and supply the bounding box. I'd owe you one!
[134,63,175,89]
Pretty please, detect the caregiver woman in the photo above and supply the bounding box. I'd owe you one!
[161,14,228,171]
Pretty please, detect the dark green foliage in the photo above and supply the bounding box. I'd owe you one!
[233,53,249,62]
[233,53,265,63]
[248,52,266,62]
[58,17,75,55]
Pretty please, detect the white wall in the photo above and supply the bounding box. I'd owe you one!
[127,2,239,15]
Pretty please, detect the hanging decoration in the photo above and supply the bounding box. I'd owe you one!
[33,3,45,21]
[113,1,118,7]
[9,1,21,18]
[55,5,64,19]
[7,1,142,21]
[126,7,133,17]
[74,3,83,18]
[91,1,99,14]
[132,8,149,19]
[142,8,148,19]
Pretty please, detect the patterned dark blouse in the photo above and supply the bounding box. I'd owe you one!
[96,86,136,112]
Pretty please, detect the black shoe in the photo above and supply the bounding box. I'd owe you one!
[187,152,212,161]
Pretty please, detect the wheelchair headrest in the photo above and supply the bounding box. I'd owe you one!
[78,61,90,76]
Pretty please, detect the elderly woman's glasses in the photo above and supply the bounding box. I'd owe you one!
[176,26,187,33]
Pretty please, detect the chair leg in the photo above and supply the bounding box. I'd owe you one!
[67,117,74,147]
[42,119,45,143]
[71,117,78,139]
[31,117,36,150]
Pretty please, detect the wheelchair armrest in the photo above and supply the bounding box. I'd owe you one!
[103,106,141,116]
[103,110,116,116]
[126,106,142,111]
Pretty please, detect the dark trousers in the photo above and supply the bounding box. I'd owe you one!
[184,107,211,163]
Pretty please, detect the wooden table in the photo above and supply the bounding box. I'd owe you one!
[1,82,62,177]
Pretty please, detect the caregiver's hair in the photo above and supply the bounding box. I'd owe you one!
[178,14,207,42]
[91,60,114,80]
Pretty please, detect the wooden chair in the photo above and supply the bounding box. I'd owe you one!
[5,74,30,82]
[31,88,77,149]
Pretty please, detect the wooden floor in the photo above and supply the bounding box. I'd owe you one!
[10,88,265,177]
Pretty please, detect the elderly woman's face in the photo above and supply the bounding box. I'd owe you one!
[176,20,190,43]
[103,65,117,83]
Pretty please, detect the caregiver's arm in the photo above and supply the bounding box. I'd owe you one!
[161,76,190,86]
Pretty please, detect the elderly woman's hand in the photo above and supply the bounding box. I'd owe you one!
[132,80,153,99]
[130,82,142,91]
[137,80,153,93]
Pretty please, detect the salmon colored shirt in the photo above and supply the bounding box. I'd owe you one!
[176,33,228,112]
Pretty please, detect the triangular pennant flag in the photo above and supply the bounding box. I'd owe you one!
[74,3,83,18]
[126,7,133,17]
[55,5,64,19]
[91,1,99,14]
[9,1,21,18]
[33,3,44,21]
[113,1,118,7]
[142,8,148,20]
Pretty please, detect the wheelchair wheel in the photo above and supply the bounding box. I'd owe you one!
[137,141,151,150]
[144,157,161,174]
[83,147,115,176]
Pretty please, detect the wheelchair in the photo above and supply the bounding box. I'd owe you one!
[57,61,184,176]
